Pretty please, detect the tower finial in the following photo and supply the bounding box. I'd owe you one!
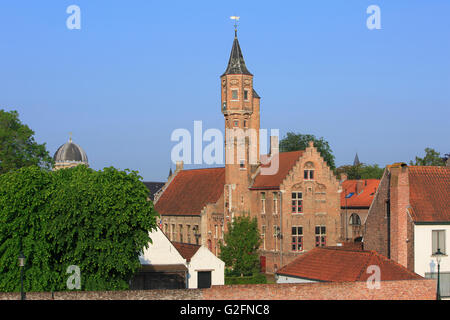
[69,132,73,143]
[230,16,240,38]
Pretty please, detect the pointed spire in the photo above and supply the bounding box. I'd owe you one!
[353,153,361,166]
[168,167,173,179]
[222,32,252,76]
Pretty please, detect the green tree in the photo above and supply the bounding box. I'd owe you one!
[336,163,384,180]
[410,148,446,166]
[219,216,261,276]
[0,110,53,174]
[0,165,158,292]
[279,132,336,170]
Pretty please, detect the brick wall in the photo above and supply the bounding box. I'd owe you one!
[364,169,389,255]
[0,279,435,300]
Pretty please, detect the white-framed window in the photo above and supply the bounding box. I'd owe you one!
[262,225,266,250]
[231,89,238,100]
[291,192,303,213]
[433,230,446,255]
[187,225,191,243]
[273,192,278,215]
[292,226,303,252]
[261,192,266,214]
[273,225,280,251]
[179,224,183,242]
[304,169,314,180]
[214,225,218,239]
[315,225,326,247]
[221,224,224,239]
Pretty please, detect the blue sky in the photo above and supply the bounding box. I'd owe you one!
[1,0,449,181]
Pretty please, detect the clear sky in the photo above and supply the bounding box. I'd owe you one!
[1,0,449,181]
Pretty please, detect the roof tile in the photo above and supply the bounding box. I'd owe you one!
[277,247,422,282]
[408,166,450,222]
[155,168,225,216]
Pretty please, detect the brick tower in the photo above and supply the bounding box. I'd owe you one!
[221,29,261,220]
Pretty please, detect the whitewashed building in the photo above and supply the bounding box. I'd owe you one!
[132,227,224,290]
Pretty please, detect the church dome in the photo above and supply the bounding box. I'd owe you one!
[53,137,88,169]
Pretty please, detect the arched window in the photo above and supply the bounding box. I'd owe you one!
[349,213,361,226]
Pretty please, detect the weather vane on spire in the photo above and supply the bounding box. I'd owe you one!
[230,16,240,36]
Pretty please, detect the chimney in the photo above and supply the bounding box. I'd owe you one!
[270,135,279,155]
[176,161,184,172]
[356,180,364,194]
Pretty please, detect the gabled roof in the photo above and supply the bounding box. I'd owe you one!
[155,167,225,216]
[222,34,252,76]
[408,166,450,223]
[172,242,201,262]
[341,179,380,208]
[276,247,422,282]
[250,151,304,190]
[143,181,165,201]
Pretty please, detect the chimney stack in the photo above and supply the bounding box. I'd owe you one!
[176,161,184,172]
[270,135,279,156]
[356,180,364,194]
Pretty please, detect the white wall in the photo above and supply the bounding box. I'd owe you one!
[139,227,186,265]
[276,275,317,284]
[187,246,225,289]
[414,224,450,276]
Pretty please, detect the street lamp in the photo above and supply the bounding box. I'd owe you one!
[18,252,26,300]
[433,248,444,300]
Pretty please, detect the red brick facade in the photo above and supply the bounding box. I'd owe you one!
[155,32,341,273]
[0,279,435,300]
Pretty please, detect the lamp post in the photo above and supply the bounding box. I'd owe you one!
[433,248,444,300]
[18,252,26,300]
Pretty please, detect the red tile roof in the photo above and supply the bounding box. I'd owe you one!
[172,242,201,262]
[155,167,225,216]
[408,166,450,222]
[250,151,304,190]
[341,179,380,208]
[277,247,422,282]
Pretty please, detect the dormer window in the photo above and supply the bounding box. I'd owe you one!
[232,89,238,100]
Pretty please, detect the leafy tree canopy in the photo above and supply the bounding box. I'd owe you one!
[0,109,53,174]
[219,216,261,276]
[336,163,384,180]
[279,132,336,170]
[0,165,158,292]
[409,148,446,166]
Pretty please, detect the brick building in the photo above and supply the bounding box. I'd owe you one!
[340,176,380,242]
[154,30,341,273]
[364,163,450,298]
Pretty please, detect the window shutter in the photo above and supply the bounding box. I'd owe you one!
[432,230,438,254]
[439,231,446,254]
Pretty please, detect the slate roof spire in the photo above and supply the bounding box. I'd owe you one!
[222,30,252,76]
[353,153,361,166]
